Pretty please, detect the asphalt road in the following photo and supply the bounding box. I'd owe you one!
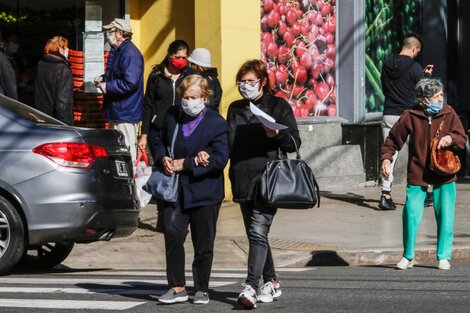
[1,265,470,312]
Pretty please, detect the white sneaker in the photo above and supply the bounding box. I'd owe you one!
[238,283,257,309]
[397,257,414,270]
[258,281,282,303]
[438,260,451,270]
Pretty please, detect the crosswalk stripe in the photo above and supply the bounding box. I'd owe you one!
[0,277,235,288]
[0,287,162,296]
[61,271,247,278]
[0,299,145,310]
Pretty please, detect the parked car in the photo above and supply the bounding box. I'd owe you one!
[0,94,139,274]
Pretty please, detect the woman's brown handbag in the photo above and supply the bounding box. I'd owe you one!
[429,118,461,176]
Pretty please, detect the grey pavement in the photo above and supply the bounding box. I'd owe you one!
[63,181,470,270]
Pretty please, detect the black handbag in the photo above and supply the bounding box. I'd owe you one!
[143,120,180,203]
[257,136,320,209]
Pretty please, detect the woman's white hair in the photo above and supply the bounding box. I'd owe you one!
[415,78,444,102]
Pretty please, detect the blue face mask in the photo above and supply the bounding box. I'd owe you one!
[423,100,443,116]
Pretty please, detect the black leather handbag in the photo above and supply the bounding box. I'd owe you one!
[257,137,320,209]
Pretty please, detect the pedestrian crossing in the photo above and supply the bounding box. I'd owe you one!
[0,268,312,311]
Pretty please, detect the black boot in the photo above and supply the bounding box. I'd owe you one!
[378,194,396,210]
[425,192,433,207]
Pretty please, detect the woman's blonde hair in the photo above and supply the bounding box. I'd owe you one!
[177,74,213,100]
[44,36,68,54]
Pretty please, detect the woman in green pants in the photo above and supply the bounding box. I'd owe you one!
[381,78,467,270]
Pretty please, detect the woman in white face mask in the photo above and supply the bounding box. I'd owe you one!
[153,74,229,305]
[226,60,301,309]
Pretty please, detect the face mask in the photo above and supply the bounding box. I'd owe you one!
[239,81,262,100]
[106,32,117,47]
[423,100,443,116]
[6,42,19,54]
[181,98,205,117]
[170,57,188,70]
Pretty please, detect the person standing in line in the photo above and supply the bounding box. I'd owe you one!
[154,75,229,305]
[34,36,73,125]
[137,39,190,233]
[381,78,466,270]
[187,48,222,112]
[94,18,144,163]
[227,60,300,309]
[0,31,17,100]
[379,33,433,210]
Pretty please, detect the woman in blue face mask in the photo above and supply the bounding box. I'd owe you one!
[381,78,467,271]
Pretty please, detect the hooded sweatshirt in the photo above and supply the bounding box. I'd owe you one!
[381,54,426,116]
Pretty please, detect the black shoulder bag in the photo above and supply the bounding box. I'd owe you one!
[257,136,320,209]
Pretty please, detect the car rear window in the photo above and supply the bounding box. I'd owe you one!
[0,95,63,125]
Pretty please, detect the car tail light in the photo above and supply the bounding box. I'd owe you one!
[32,143,108,168]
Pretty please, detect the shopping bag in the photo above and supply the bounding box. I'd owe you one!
[134,150,153,208]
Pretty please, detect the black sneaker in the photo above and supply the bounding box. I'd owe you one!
[378,195,396,210]
[425,192,433,207]
[192,291,209,304]
[158,289,188,304]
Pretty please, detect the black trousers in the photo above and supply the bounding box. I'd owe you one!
[240,202,278,290]
[162,199,220,292]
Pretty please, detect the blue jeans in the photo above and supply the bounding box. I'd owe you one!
[240,202,277,291]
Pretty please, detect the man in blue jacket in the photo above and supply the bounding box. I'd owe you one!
[94,18,144,163]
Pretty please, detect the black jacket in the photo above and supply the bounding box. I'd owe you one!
[199,67,222,112]
[381,54,426,116]
[141,66,190,133]
[34,53,74,125]
[227,94,301,203]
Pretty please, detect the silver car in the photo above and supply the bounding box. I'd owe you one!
[0,95,139,274]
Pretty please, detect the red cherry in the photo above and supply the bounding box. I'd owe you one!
[264,0,275,13]
[261,32,273,45]
[304,90,317,109]
[291,23,302,36]
[325,73,335,87]
[293,65,308,86]
[266,42,279,60]
[283,31,294,47]
[325,32,334,44]
[327,104,336,116]
[326,44,336,59]
[295,40,306,59]
[268,69,276,89]
[315,81,330,100]
[278,20,288,37]
[277,45,291,64]
[300,52,312,69]
[266,10,280,28]
[286,9,298,25]
[320,2,332,16]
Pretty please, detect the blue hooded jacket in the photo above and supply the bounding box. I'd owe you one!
[103,39,144,122]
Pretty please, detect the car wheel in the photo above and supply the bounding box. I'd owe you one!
[0,196,25,275]
[17,242,75,269]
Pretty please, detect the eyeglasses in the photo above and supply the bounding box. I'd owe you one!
[237,79,260,87]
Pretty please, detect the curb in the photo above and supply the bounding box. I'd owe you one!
[279,247,470,267]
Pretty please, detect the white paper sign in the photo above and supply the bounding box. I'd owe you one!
[249,102,288,130]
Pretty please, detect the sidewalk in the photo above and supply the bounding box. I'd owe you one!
[63,182,470,269]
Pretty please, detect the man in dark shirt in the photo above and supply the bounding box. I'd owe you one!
[379,34,433,210]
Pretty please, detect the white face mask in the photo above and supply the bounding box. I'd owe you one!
[239,82,262,100]
[181,98,205,117]
[106,32,117,47]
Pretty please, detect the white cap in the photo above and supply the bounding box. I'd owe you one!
[103,18,132,32]
[188,48,212,68]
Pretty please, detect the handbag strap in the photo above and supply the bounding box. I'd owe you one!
[434,116,445,138]
[277,135,301,159]
[168,113,181,159]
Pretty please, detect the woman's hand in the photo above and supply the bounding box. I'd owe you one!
[195,151,210,167]
[163,156,174,175]
[438,135,452,149]
[262,125,279,138]
[171,158,185,172]
[381,159,391,177]
[138,134,148,151]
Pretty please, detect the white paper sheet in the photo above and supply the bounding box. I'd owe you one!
[249,102,288,130]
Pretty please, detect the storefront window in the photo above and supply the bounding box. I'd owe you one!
[365,0,422,113]
[260,0,337,118]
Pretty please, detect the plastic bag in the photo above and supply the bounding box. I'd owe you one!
[134,150,153,208]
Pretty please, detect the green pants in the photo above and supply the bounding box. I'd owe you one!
[403,182,456,261]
